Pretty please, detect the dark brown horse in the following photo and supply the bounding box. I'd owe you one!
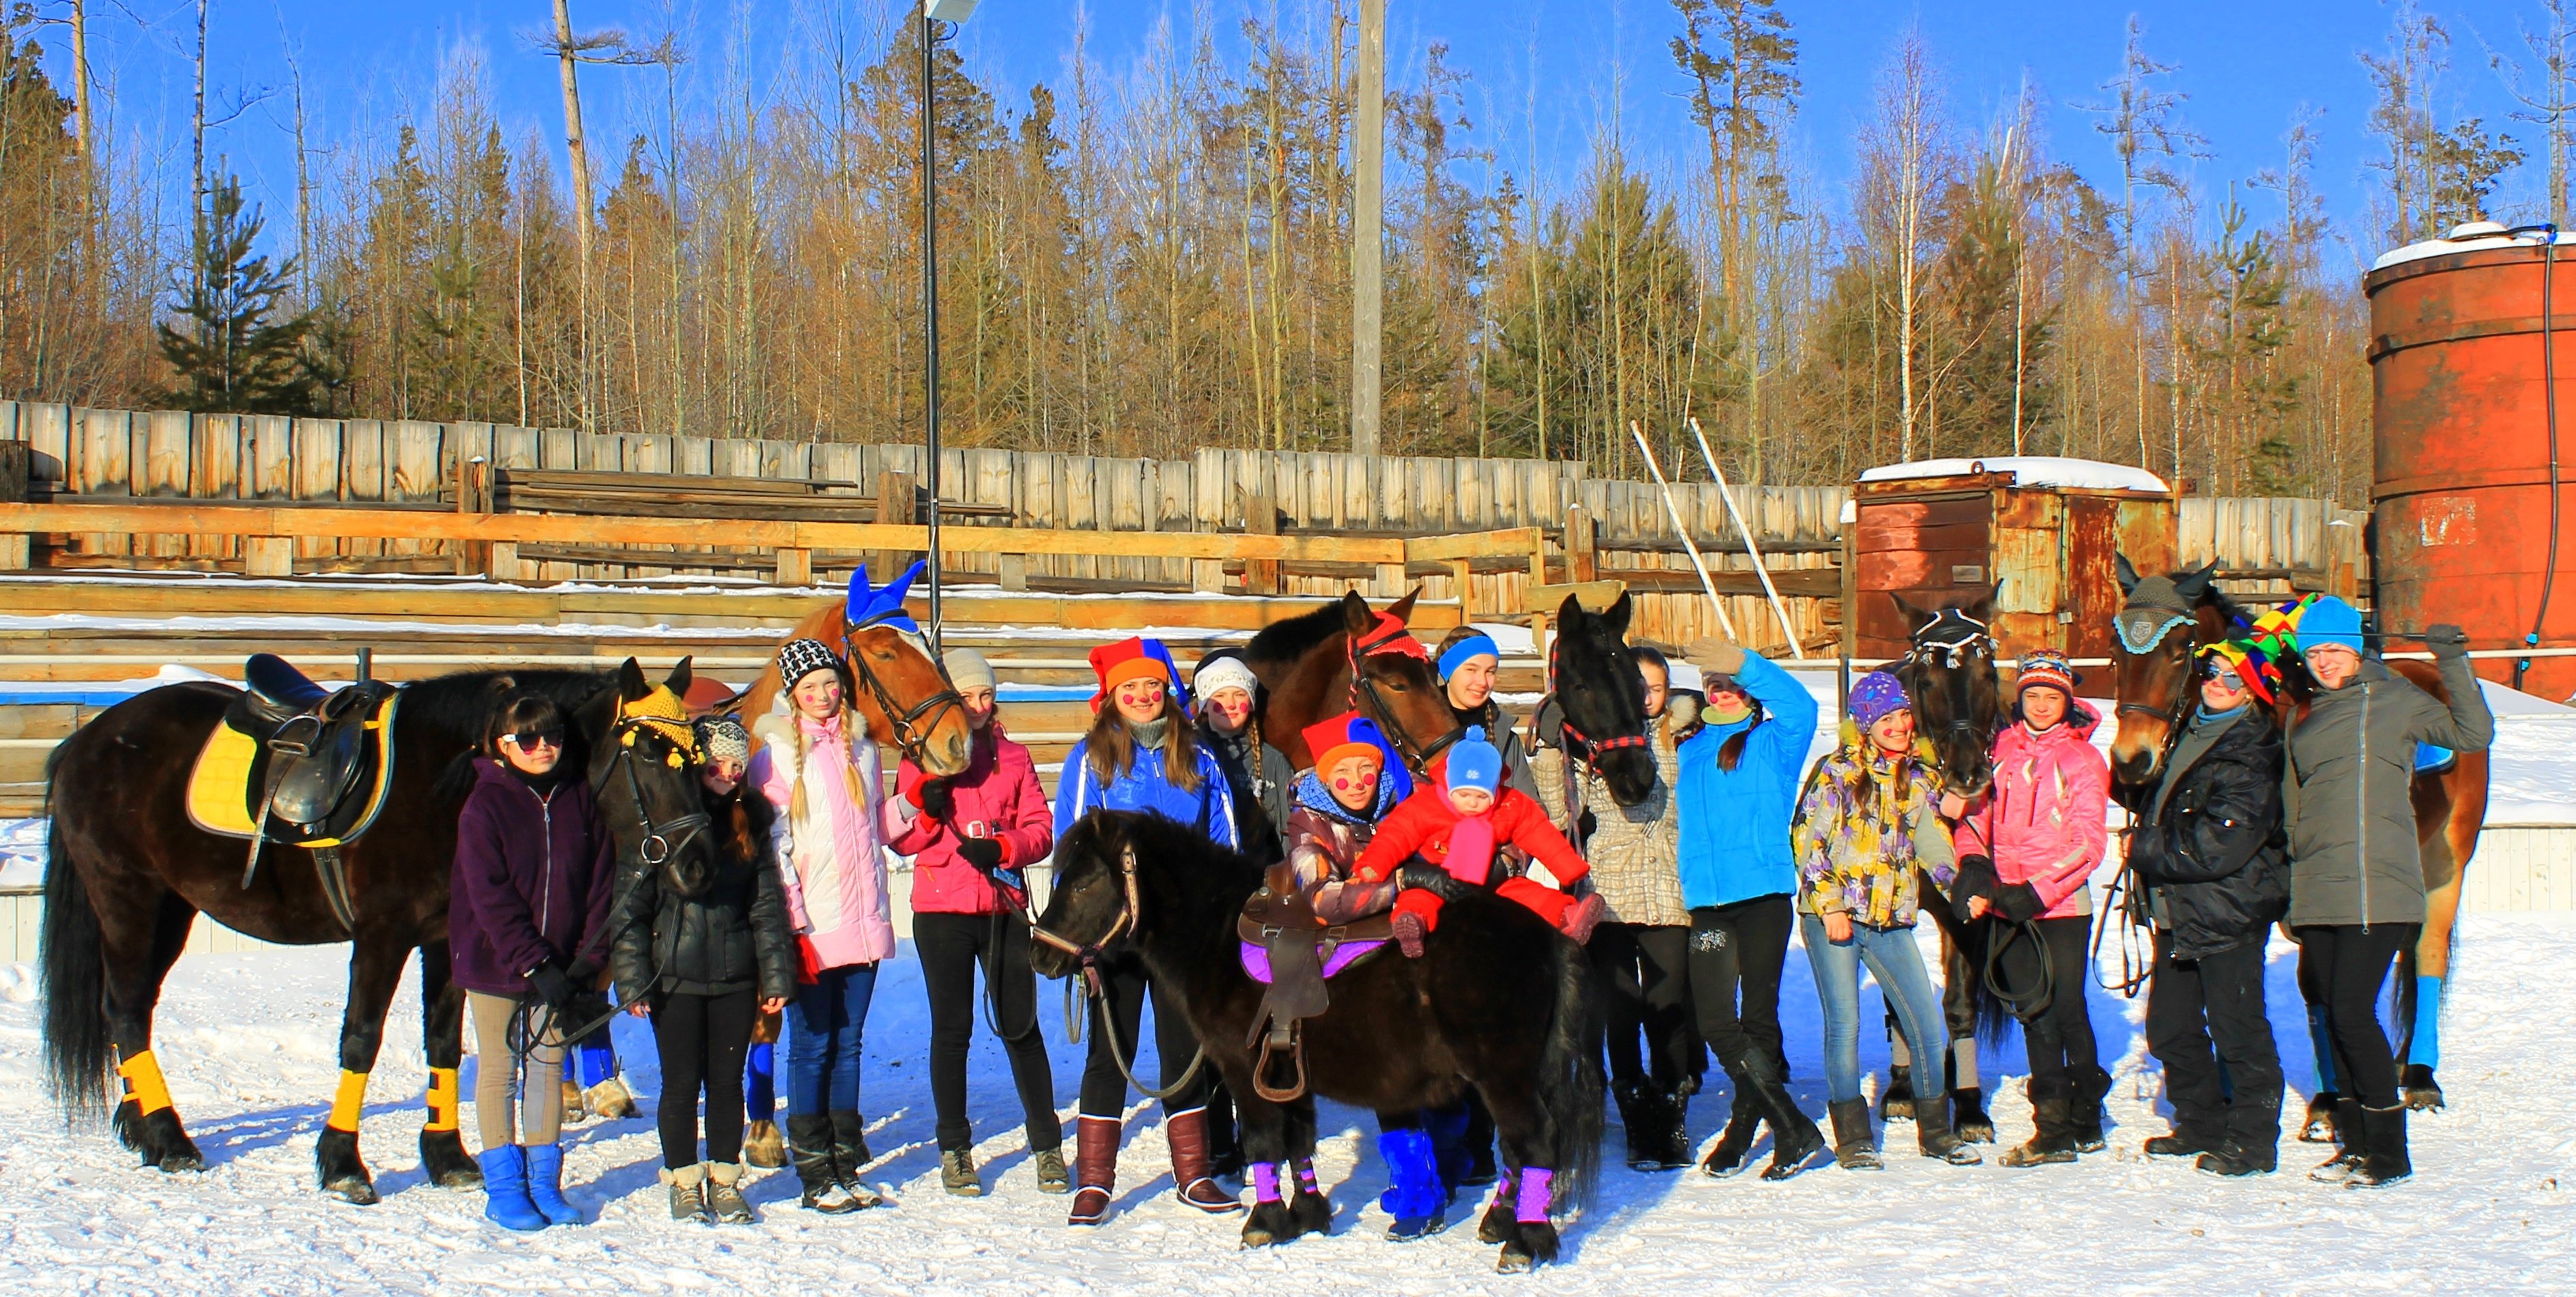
[1030,809,1604,1272]
[2107,555,2489,1122]
[40,658,712,1203]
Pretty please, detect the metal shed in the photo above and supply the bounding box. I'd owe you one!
[1845,456,2177,662]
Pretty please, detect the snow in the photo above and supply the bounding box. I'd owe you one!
[2371,225,2576,272]
[1857,456,2171,495]
[3,916,2573,1291]
[0,819,42,890]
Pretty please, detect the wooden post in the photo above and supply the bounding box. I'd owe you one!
[246,536,295,577]
[1565,504,1597,583]
[774,547,813,588]
[1243,487,1279,596]
[875,469,912,579]
[1350,0,1385,456]
[490,541,523,583]
[0,441,27,569]
[1451,558,1474,617]
[1839,499,1859,663]
[1192,558,1228,594]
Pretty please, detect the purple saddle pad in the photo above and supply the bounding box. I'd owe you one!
[1239,938,1386,985]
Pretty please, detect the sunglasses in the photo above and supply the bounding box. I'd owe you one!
[503,727,565,750]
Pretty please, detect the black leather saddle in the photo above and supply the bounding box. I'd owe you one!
[1235,864,1395,1102]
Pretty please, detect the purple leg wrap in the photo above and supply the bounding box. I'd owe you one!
[1251,1161,1282,1204]
[1516,1167,1554,1224]
[1292,1159,1319,1196]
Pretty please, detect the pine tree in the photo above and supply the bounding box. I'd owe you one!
[156,174,318,415]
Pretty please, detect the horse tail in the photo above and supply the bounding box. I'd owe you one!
[2391,940,2421,1064]
[40,772,115,1124]
[1540,936,1605,1212]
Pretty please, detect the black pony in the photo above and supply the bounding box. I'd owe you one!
[1540,592,1658,808]
[40,658,712,1203]
[1030,810,1604,1272]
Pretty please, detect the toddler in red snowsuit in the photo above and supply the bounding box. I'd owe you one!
[1350,726,1605,957]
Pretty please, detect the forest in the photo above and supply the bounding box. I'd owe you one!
[0,0,2563,502]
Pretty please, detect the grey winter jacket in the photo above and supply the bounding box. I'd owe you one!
[2283,653,2491,928]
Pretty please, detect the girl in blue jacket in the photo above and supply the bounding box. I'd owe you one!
[1673,639,1827,1180]
[1054,637,1243,1226]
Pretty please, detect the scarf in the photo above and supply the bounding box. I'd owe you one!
[1293,768,1400,826]
[1129,716,1172,750]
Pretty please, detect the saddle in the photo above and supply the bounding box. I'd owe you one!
[1235,864,1395,1103]
[188,654,403,931]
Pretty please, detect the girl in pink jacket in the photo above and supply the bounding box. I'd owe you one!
[750,637,905,1212]
[1951,652,2114,1167]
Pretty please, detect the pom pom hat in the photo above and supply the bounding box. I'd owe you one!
[1847,671,1911,729]
[695,716,752,768]
[1088,636,1190,712]
[1444,725,1505,796]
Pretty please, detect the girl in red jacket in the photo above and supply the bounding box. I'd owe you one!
[1350,727,1606,957]
[883,648,1065,1200]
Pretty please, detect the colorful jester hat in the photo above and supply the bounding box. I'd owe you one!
[1300,710,1414,802]
[1087,636,1191,714]
[2200,593,2320,706]
[844,562,926,637]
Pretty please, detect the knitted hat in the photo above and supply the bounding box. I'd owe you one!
[1355,610,1430,660]
[2016,651,2079,700]
[1193,652,1259,703]
[1437,632,1502,682]
[942,647,997,694]
[777,638,842,693]
[1847,671,1911,729]
[1444,725,1504,796]
[1303,711,1386,777]
[2302,596,2365,654]
[695,716,752,768]
[1088,637,1188,712]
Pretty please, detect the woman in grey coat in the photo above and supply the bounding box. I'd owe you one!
[2283,598,2489,1189]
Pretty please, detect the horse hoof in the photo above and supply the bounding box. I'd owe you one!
[1477,1197,1517,1245]
[134,1109,204,1174]
[1240,1201,1293,1249]
[420,1128,483,1189]
[1496,1242,1535,1274]
[1958,1116,1996,1143]
[1288,1191,1332,1239]
[2402,1065,2446,1112]
[156,1150,206,1175]
[323,1175,379,1206]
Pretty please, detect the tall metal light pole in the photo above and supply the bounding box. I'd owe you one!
[1351,0,1385,456]
[921,1,976,653]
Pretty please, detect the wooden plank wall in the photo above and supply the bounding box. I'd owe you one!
[2177,495,2371,602]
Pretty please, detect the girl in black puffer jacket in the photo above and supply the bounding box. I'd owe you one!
[611,718,797,1224]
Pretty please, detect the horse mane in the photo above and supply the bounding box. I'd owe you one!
[1242,598,1348,669]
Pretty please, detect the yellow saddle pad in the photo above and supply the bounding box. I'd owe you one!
[186,690,402,845]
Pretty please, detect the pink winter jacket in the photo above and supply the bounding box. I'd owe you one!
[886,725,1054,916]
[751,710,901,974]
[1956,702,2111,918]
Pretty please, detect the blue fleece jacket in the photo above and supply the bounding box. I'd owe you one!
[1054,734,1241,850]
[1675,651,1821,909]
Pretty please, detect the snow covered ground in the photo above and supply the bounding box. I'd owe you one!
[3,916,2573,1294]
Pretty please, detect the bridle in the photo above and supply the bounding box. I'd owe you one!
[1546,631,1650,776]
[842,615,966,766]
[1026,840,1206,1099]
[2111,602,2204,764]
[1345,620,1464,777]
[1902,608,2001,773]
[605,717,712,873]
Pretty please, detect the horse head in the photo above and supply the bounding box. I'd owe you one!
[1892,588,2003,799]
[2107,555,2235,791]
[1333,589,1458,774]
[579,656,721,892]
[839,564,973,776]
[1548,591,1655,806]
[1028,808,1252,980]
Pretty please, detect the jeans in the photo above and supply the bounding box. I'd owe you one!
[1801,914,1948,1105]
[785,962,879,1116]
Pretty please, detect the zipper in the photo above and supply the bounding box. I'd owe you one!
[535,784,556,939]
[2356,684,2370,932]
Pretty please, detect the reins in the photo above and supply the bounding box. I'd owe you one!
[1344,621,1464,778]
[1027,843,1206,1100]
[844,613,967,768]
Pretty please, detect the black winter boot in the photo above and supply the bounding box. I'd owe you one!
[790,1115,860,1213]
[2196,1137,2274,1178]
[1915,1098,1982,1165]
[2072,1065,2113,1153]
[828,1110,885,1208]
[2001,1096,2079,1167]
[2309,1097,2366,1184]
[1739,1056,1826,1180]
[2345,1105,2412,1189]
[1614,1081,1659,1171]
[1828,1099,1881,1170]
[1699,1067,1762,1179]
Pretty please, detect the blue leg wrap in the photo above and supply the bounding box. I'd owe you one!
[747,1043,777,1118]
[2408,975,2444,1070]
[2306,1004,2341,1092]
[575,1039,617,1089]
[1376,1126,1445,1221]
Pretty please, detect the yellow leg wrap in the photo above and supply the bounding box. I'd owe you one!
[424,1067,461,1133]
[117,1049,174,1116]
[326,1069,368,1133]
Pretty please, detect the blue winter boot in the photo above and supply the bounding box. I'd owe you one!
[478,1146,549,1232]
[524,1142,585,1225]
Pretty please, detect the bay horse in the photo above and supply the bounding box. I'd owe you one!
[2106,555,2489,1126]
[1030,808,1604,1272]
[729,564,974,778]
[40,657,712,1203]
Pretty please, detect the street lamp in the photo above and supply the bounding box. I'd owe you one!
[920,0,974,653]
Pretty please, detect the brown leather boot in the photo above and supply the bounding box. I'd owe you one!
[1162,1107,1245,1213]
[1068,1116,1120,1226]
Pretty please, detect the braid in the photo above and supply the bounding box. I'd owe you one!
[787,718,812,826]
[839,702,868,809]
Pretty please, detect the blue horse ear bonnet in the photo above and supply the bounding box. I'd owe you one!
[845,562,925,636]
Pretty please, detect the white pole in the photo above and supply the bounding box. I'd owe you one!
[1689,416,1806,659]
[1627,421,1737,639]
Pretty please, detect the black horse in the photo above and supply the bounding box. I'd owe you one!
[40,658,716,1202]
[1030,810,1604,1272]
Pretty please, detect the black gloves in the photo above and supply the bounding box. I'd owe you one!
[1950,854,1998,922]
[916,778,957,821]
[527,961,579,1011]
[1397,862,1473,901]
[1992,882,2046,922]
[566,956,600,987]
[2425,624,2470,660]
[2126,824,2167,881]
[957,837,1005,873]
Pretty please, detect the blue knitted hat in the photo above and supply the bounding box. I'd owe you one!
[1444,725,1503,796]
[1848,671,1911,728]
[2302,596,2364,653]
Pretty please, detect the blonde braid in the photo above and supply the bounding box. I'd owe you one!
[839,703,868,810]
[787,717,812,827]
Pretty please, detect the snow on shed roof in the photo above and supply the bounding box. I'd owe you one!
[1856,456,2169,494]
[2369,221,2576,273]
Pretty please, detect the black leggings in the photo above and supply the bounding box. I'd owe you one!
[1078,960,1212,1118]
[2296,922,2417,1111]
[1589,922,1701,1090]
[650,987,757,1169]
[1685,894,1794,1077]
[915,910,1062,1154]
[1993,914,2103,1108]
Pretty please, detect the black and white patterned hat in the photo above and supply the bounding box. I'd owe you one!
[777,638,842,691]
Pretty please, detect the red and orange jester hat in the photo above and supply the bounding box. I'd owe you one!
[1086,637,1191,713]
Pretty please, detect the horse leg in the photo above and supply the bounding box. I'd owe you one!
[315,935,411,1204]
[1282,1096,1331,1238]
[416,942,482,1189]
[2405,867,2465,1113]
[1879,1007,1915,1122]
[1477,1087,1561,1273]
[109,890,203,1174]
[1941,934,1993,1141]
[1233,1085,1298,1248]
[2292,923,2343,1143]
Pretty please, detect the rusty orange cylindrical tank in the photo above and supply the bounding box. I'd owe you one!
[2369,223,2576,700]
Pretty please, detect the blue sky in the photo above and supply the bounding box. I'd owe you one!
[23,1,2571,269]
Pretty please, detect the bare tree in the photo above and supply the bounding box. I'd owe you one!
[1862,30,1942,459]
[2081,16,2204,470]
[2490,0,2576,227]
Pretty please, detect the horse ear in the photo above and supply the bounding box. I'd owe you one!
[1389,587,1420,624]
[1890,589,1932,629]
[1556,591,1587,628]
[617,657,652,703]
[1978,581,2002,621]
[2173,558,2222,600]
[1341,589,1375,636]
[1603,589,1634,637]
[663,656,694,697]
[2115,552,2141,595]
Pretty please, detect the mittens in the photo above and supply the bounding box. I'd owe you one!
[2425,624,2470,660]
[957,837,1004,872]
[1992,881,2046,922]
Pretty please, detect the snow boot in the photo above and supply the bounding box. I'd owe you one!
[523,1142,584,1225]
[2345,1104,2412,1189]
[1743,1058,1827,1180]
[1162,1106,1244,1212]
[743,1118,787,1169]
[1393,909,1429,959]
[1699,1067,1763,1178]
[1034,1145,1071,1195]
[2001,1096,2079,1167]
[663,1163,712,1224]
[940,1148,983,1198]
[706,1162,755,1223]
[791,1114,860,1213]
[2197,1139,2273,1178]
[1829,1098,1881,1171]
[2145,1130,2218,1158]
[2309,1097,2366,1184]
[1614,1081,1655,1169]
[478,1145,549,1232]
[2071,1064,2113,1153]
[828,1109,886,1208]
[1068,1115,1121,1225]
[1376,1125,1447,1240]
[1915,1096,1982,1165]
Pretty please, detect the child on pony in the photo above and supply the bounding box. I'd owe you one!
[1350,726,1606,959]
